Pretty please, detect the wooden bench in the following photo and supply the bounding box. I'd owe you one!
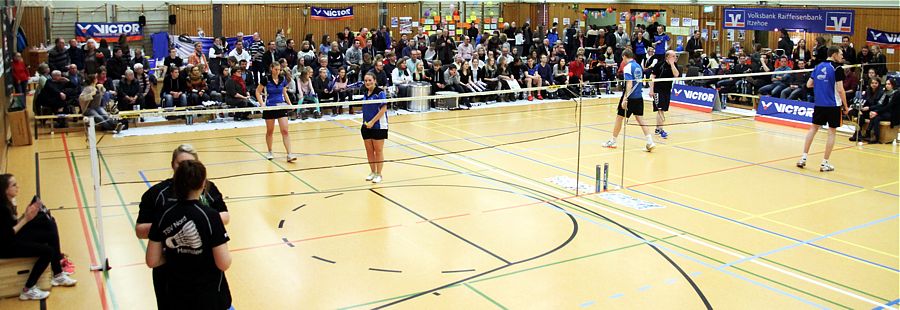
[727,93,760,109]
[0,257,52,298]
[861,120,900,144]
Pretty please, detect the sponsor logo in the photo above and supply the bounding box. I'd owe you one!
[760,99,814,118]
[673,88,715,103]
[311,7,353,19]
[825,12,852,32]
[725,10,746,28]
[869,30,900,44]
[76,23,141,36]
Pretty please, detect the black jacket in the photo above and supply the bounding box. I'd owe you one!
[161,75,188,94]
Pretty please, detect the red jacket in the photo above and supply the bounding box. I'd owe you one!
[12,59,28,83]
[568,60,584,79]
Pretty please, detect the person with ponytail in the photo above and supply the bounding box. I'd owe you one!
[146,160,233,310]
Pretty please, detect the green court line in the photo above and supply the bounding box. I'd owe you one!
[464,283,508,309]
[385,132,858,308]
[71,153,121,310]
[98,151,146,251]
[236,137,319,192]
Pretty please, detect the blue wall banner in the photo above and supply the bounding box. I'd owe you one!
[866,28,900,48]
[722,8,854,35]
[669,83,717,112]
[76,22,143,42]
[756,96,814,129]
[310,7,354,21]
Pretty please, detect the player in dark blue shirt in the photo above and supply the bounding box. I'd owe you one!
[361,72,389,183]
[798,46,848,172]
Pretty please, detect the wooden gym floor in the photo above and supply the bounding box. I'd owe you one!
[2,97,898,309]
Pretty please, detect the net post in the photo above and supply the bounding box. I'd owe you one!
[85,117,109,271]
[595,165,602,193]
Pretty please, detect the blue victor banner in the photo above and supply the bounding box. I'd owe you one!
[76,22,144,42]
[310,7,354,20]
[756,96,814,129]
[669,83,717,112]
[722,8,854,35]
[866,28,900,48]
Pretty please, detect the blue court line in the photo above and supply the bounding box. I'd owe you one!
[609,293,625,299]
[463,135,900,273]
[579,300,596,307]
[138,170,152,188]
[637,285,652,292]
[383,133,831,308]
[718,214,899,270]
[873,298,900,310]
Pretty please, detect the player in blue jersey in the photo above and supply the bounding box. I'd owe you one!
[602,48,656,152]
[361,72,389,183]
[798,46,848,172]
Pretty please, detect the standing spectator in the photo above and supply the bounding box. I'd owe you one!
[106,48,130,82]
[48,38,70,72]
[651,25,670,65]
[261,41,279,73]
[97,39,111,61]
[777,29,794,59]
[841,37,857,65]
[686,31,703,59]
[208,37,228,76]
[811,36,829,67]
[280,39,298,69]
[227,41,251,68]
[67,39,84,71]
[857,45,872,65]
[249,32,266,76]
[522,22,534,57]
[84,39,102,75]
[870,46,888,77]
[275,29,287,53]
[631,27,651,67]
[457,36,474,61]
[11,53,29,94]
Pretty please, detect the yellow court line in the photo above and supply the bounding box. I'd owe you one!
[740,189,869,221]
[873,181,899,189]
[644,183,899,260]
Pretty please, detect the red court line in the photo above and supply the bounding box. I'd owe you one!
[628,145,855,188]
[415,213,471,224]
[230,224,405,253]
[62,133,110,310]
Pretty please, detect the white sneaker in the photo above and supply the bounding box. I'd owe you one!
[365,172,376,181]
[286,154,298,163]
[51,273,77,287]
[820,162,835,172]
[645,142,656,152]
[602,140,617,149]
[796,158,806,168]
[372,174,383,183]
[19,286,49,300]
[265,152,274,160]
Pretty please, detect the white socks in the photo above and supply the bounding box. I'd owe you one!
[646,134,654,144]
[801,153,808,160]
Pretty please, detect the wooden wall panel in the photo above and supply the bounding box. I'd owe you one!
[169,5,214,36]
[20,7,46,47]
[502,3,539,29]
[221,4,379,46]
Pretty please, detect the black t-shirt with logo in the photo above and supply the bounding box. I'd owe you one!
[149,200,231,310]
[652,61,675,93]
[137,179,228,225]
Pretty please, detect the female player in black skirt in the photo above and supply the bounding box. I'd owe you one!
[361,72,389,183]
[256,63,297,162]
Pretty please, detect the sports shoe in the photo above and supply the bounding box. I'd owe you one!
[61,256,75,275]
[51,273,77,287]
[796,158,806,168]
[265,152,274,160]
[365,172,376,181]
[645,142,656,152]
[19,286,49,300]
[286,154,298,163]
[372,174,383,183]
[601,140,617,149]
[820,162,835,172]
[528,95,534,101]
[654,128,661,135]
[659,130,668,139]
[537,93,543,100]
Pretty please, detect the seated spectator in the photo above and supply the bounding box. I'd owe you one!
[412,62,430,83]
[429,59,447,93]
[64,64,85,95]
[479,57,500,100]
[186,66,210,106]
[870,46,887,77]
[117,69,143,113]
[187,42,209,73]
[460,61,485,93]
[161,66,189,107]
[359,53,375,82]
[497,58,520,102]
[780,60,810,100]
[759,57,793,96]
[163,48,183,75]
[0,174,78,301]
[133,64,157,108]
[443,66,471,108]
[330,68,351,103]
[297,41,317,68]
[716,55,751,94]
[368,58,389,87]
[391,58,413,85]
[522,57,543,100]
[327,41,345,74]
[224,66,252,121]
[861,78,899,143]
[227,41,251,68]
[37,70,73,125]
[313,56,332,79]
[553,57,569,85]
[297,66,320,119]
[313,67,337,114]
[78,74,118,131]
[568,54,585,85]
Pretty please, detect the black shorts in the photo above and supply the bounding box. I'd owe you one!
[812,106,842,128]
[262,109,289,120]
[653,90,671,112]
[361,125,388,140]
[617,94,645,118]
